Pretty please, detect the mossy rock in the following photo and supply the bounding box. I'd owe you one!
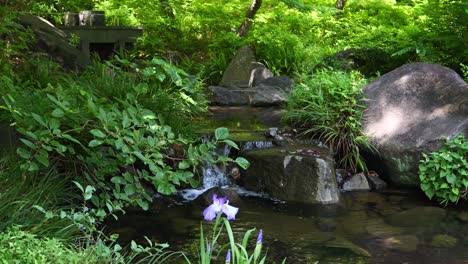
[430,234,458,248]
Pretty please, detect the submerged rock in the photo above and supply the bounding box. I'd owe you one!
[383,235,419,252]
[243,145,340,204]
[363,63,468,186]
[431,234,458,248]
[387,206,446,227]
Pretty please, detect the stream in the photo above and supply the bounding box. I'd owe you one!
[108,107,468,264]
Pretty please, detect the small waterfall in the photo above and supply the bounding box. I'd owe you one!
[179,140,271,201]
[179,143,232,200]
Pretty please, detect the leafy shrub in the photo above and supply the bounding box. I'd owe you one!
[419,134,468,205]
[0,226,89,264]
[283,70,373,172]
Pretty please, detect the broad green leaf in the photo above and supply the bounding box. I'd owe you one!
[51,108,65,118]
[35,152,49,167]
[90,129,106,138]
[215,127,229,141]
[125,184,136,196]
[178,160,191,170]
[89,139,104,147]
[446,174,456,184]
[235,157,250,170]
[31,113,47,127]
[224,139,239,150]
[111,176,125,184]
[17,148,31,159]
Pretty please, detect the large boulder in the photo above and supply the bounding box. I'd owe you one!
[18,14,90,69]
[242,145,340,204]
[363,63,468,186]
[219,46,258,88]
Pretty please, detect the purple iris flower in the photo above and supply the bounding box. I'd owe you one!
[256,229,263,244]
[225,249,231,263]
[203,194,239,221]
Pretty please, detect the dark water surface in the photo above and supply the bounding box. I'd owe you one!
[109,190,468,264]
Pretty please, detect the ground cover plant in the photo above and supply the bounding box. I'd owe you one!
[419,134,468,205]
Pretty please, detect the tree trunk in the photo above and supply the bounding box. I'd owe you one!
[237,0,263,38]
[335,0,347,10]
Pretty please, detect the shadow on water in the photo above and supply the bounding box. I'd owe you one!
[108,190,468,264]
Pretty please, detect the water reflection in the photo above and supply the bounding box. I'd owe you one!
[109,190,468,263]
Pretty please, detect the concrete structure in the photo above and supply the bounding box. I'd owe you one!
[58,26,143,60]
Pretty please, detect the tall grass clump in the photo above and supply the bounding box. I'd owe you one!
[0,153,78,239]
[284,70,373,172]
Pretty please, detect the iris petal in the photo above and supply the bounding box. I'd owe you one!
[218,196,228,205]
[203,203,222,221]
[221,204,239,220]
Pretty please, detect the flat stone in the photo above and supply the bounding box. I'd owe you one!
[430,234,458,248]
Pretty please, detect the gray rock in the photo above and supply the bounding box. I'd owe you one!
[363,63,468,186]
[208,86,250,105]
[342,172,370,191]
[251,76,293,106]
[18,14,90,69]
[366,174,387,190]
[220,46,258,88]
[243,145,340,204]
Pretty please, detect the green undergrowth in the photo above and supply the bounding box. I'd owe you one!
[419,134,468,205]
[284,70,374,172]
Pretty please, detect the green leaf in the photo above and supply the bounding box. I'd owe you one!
[84,185,95,200]
[51,108,65,118]
[35,152,49,167]
[224,139,239,150]
[111,176,125,184]
[48,118,60,130]
[90,129,106,138]
[89,139,104,147]
[446,174,456,184]
[31,113,47,127]
[28,162,39,171]
[178,160,191,170]
[17,148,31,159]
[215,127,229,141]
[125,184,136,196]
[235,157,250,170]
[20,138,36,149]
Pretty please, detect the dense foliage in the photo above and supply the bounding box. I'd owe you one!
[0,0,466,261]
[419,134,468,205]
[284,70,371,172]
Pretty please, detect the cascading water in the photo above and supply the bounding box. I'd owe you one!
[178,142,267,201]
[179,144,233,200]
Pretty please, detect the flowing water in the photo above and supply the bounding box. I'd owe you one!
[109,107,468,263]
[110,190,468,263]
